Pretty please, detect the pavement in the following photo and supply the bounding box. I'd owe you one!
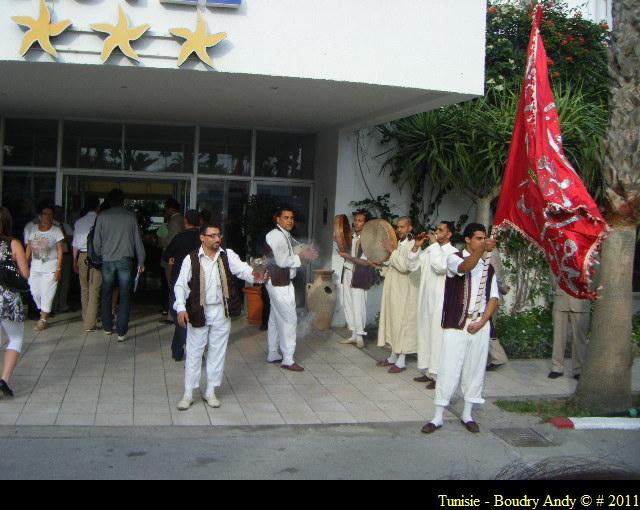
[1,306,639,479]
[0,306,639,427]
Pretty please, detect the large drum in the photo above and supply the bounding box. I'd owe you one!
[361,219,397,264]
[333,214,352,253]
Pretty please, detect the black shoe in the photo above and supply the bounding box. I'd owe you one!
[548,371,564,379]
[486,363,504,372]
[0,379,14,398]
[573,374,581,381]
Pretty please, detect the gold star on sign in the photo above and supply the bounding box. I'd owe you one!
[12,0,72,58]
[169,13,227,68]
[90,5,150,63]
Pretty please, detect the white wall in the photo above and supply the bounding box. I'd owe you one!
[1,0,486,94]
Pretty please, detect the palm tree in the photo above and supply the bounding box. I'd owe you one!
[379,85,606,228]
[575,0,640,413]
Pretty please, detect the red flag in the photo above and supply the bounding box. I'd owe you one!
[493,5,608,300]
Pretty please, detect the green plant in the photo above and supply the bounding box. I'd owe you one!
[633,313,640,350]
[496,307,554,359]
[350,194,398,223]
[498,229,554,314]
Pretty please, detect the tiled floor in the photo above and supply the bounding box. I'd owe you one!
[0,307,638,427]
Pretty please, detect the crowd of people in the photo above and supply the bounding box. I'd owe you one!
[338,212,591,435]
[0,198,591,431]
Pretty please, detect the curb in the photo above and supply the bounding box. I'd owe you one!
[550,417,640,430]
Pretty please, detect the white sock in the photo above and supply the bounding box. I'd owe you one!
[462,402,474,423]
[388,353,398,364]
[431,405,445,427]
[395,354,406,369]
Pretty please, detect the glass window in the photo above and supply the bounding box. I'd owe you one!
[255,131,315,179]
[124,124,194,173]
[1,171,56,239]
[2,119,58,167]
[197,180,250,258]
[256,184,311,239]
[62,121,123,170]
[198,128,251,176]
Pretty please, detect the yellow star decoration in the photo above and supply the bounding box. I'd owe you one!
[90,5,150,63]
[11,0,72,59]
[169,13,227,68]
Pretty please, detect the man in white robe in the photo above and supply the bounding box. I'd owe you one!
[376,217,420,373]
[407,221,458,389]
[338,212,376,349]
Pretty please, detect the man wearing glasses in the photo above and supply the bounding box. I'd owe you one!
[173,224,257,411]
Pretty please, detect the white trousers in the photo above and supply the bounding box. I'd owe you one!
[266,281,297,366]
[0,320,25,353]
[435,320,491,407]
[29,272,58,314]
[184,304,231,398]
[343,269,367,337]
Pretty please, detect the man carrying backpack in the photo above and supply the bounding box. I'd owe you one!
[72,196,102,332]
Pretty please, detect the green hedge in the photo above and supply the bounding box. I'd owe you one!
[497,309,640,359]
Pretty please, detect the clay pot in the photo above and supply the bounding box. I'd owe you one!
[243,286,263,326]
[306,270,337,331]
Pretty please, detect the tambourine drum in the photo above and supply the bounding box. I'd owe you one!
[361,219,398,264]
[333,215,352,253]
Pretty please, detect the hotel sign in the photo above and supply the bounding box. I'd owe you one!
[160,0,241,7]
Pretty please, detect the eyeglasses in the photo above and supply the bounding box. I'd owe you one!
[202,233,222,239]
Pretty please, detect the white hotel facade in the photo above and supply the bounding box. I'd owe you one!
[1,0,623,319]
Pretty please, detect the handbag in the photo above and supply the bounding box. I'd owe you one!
[0,260,29,293]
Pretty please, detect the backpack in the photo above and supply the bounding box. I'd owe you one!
[86,218,102,269]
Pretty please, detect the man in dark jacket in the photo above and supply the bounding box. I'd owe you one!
[162,209,201,361]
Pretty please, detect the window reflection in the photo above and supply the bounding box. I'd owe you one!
[255,132,315,179]
[3,119,58,167]
[199,128,251,176]
[197,180,249,258]
[256,184,311,239]
[1,171,56,239]
[124,124,194,173]
[62,121,123,170]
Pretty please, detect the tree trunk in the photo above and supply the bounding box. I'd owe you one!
[574,0,639,413]
[574,225,635,412]
[476,197,492,230]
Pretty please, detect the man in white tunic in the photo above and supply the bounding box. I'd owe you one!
[422,223,499,435]
[265,206,318,372]
[376,217,420,373]
[174,224,256,411]
[407,221,458,389]
[338,212,376,349]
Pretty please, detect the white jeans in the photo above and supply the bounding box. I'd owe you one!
[435,320,491,407]
[184,304,231,398]
[0,320,25,353]
[343,269,367,337]
[266,281,297,366]
[29,272,58,314]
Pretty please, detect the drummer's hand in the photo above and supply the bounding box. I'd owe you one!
[338,252,349,260]
[483,238,497,253]
[382,239,394,254]
[369,261,381,269]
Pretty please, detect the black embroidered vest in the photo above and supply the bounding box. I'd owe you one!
[186,250,241,328]
[265,228,293,287]
[441,252,495,330]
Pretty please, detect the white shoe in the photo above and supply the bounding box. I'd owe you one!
[117,335,127,343]
[177,397,193,411]
[34,320,47,331]
[205,393,221,409]
[267,353,283,363]
[356,336,365,349]
[339,338,357,345]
